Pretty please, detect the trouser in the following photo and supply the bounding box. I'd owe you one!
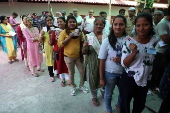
[64,56,84,88]
[104,71,121,112]
[151,52,167,88]
[86,65,98,98]
[120,73,148,113]
[158,89,170,113]
[48,66,54,77]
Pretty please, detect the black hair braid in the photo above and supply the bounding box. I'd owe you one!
[108,30,117,50]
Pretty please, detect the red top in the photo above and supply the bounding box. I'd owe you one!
[51,30,68,74]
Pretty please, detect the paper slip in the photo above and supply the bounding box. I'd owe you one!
[8,31,16,36]
[43,27,47,32]
[147,48,157,54]
[158,41,167,47]
[87,36,93,45]
[50,27,55,30]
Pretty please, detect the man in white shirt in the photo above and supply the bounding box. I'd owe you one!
[73,8,83,30]
[61,10,67,20]
[82,9,95,34]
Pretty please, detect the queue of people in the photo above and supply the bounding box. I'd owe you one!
[0,6,170,113]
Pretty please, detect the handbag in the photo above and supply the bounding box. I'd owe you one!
[52,48,60,61]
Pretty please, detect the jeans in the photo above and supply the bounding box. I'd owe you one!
[104,71,121,112]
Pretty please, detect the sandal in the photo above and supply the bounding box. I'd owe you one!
[37,69,44,72]
[92,98,99,106]
[50,77,55,82]
[8,61,12,64]
[13,59,19,62]
[32,73,39,77]
[61,81,66,87]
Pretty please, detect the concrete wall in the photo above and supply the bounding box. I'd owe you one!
[0,2,130,22]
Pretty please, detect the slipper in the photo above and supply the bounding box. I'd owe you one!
[92,98,99,106]
[8,61,12,64]
[37,69,44,72]
[61,81,66,87]
[13,59,19,62]
[32,73,39,77]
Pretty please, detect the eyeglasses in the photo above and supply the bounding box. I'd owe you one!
[153,14,162,17]
[95,23,104,27]
[46,19,53,22]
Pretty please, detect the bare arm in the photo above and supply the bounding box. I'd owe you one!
[160,34,169,44]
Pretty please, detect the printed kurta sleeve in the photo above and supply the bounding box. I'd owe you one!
[121,41,131,67]
[98,38,108,59]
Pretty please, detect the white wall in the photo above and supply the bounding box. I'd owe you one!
[0,2,130,21]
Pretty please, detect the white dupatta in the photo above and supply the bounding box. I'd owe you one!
[86,32,107,55]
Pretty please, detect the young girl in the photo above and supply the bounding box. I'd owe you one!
[120,13,158,113]
[98,15,127,113]
[58,15,88,96]
[49,16,69,87]
[39,15,56,82]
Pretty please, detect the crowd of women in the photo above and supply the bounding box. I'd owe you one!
[0,9,169,113]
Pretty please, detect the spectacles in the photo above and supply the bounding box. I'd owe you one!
[46,19,53,22]
[95,23,104,27]
[153,14,162,17]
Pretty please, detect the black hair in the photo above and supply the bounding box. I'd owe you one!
[119,9,126,14]
[12,12,18,16]
[45,15,57,31]
[45,11,49,14]
[108,15,127,50]
[0,16,6,23]
[99,11,105,16]
[94,17,106,27]
[134,13,155,36]
[142,8,152,13]
[167,5,170,16]
[65,15,78,35]
[21,15,27,21]
[57,16,66,23]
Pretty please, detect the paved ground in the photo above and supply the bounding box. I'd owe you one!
[0,48,162,113]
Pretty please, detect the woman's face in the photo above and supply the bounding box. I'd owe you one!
[27,19,33,28]
[68,19,76,29]
[2,17,8,24]
[94,19,105,33]
[23,17,27,25]
[135,17,152,37]
[112,17,126,36]
[46,17,54,27]
[57,18,65,29]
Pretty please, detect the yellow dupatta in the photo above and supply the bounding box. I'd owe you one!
[0,23,16,57]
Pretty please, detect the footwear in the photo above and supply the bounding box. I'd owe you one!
[61,81,66,87]
[32,73,39,77]
[56,74,60,78]
[92,98,99,106]
[13,59,19,62]
[79,86,89,93]
[37,69,44,72]
[71,87,76,96]
[50,77,55,82]
[113,105,120,113]
[8,61,12,64]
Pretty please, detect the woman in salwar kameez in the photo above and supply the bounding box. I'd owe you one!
[82,17,107,106]
[0,16,18,64]
[22,17,43,77]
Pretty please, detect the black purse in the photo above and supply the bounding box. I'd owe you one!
[52,48,60,61]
